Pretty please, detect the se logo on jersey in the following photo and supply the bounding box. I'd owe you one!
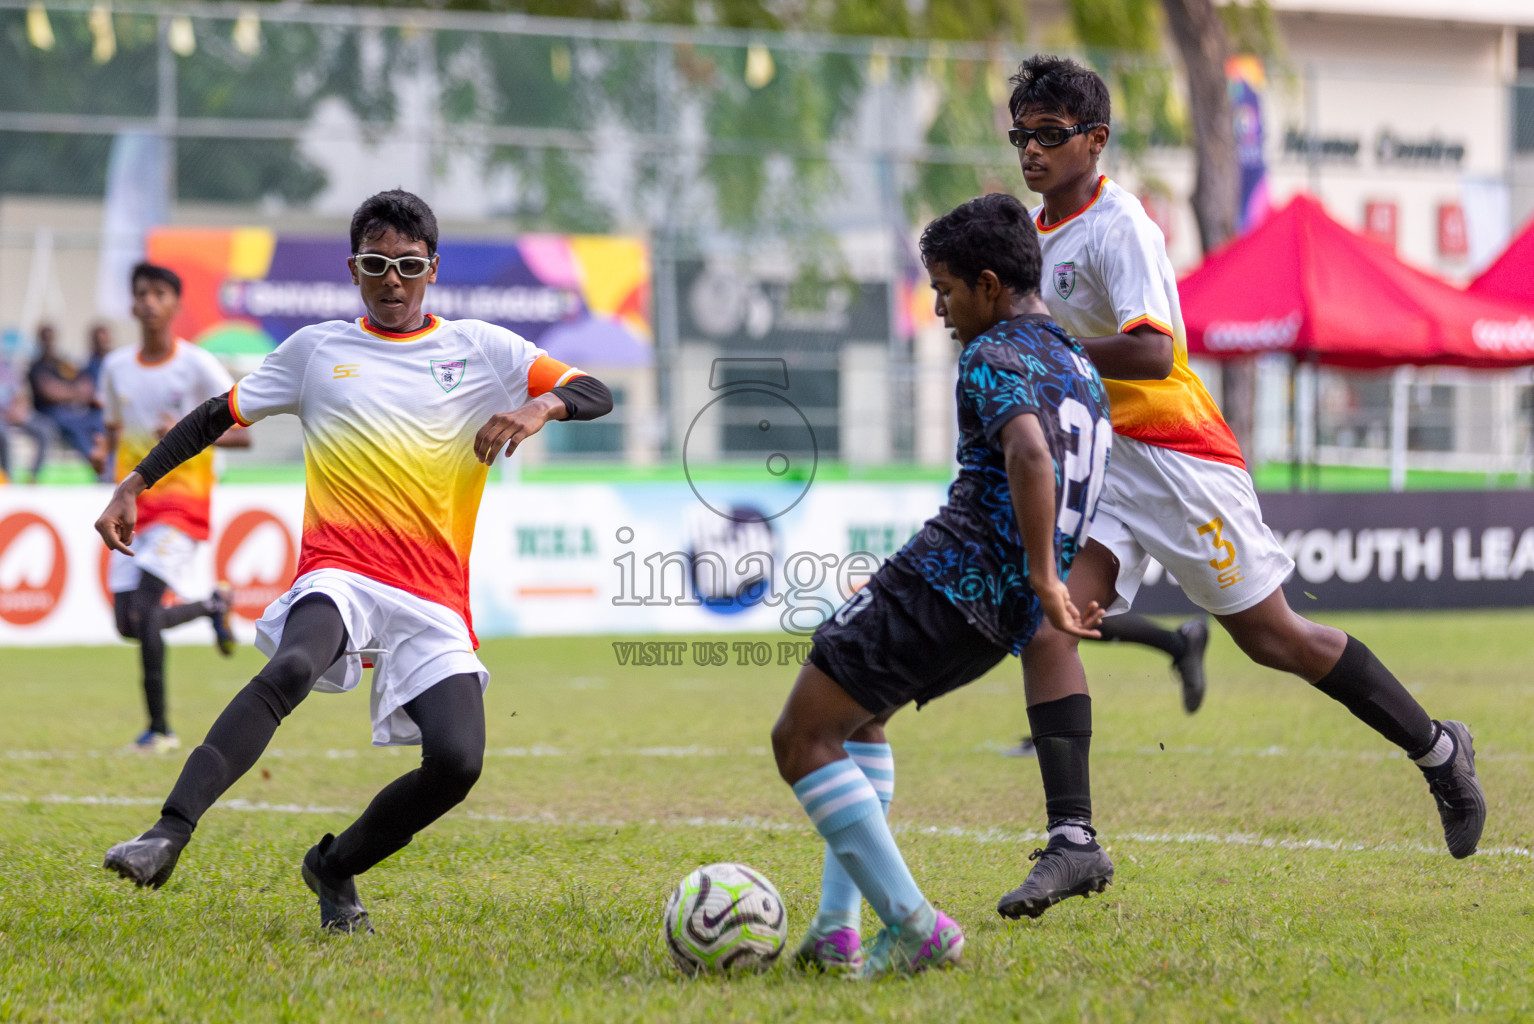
[431,359,467,393]
[1053,262,1076,300]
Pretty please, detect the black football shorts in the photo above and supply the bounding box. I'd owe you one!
[808,558,1009,714]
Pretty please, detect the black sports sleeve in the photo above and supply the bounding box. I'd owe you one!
[132,392,238,488]
[549,374,614,422]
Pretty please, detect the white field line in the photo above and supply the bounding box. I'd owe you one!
[0,745,763,761]
[5,792,1531,861]
[9,744,1533,762]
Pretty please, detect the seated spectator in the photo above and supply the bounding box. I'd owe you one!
[0,354,49,483]
[82,324,114,478]
[28,323,102,480]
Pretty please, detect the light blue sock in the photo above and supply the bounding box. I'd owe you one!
[812,742,894,932]
[794,757,924,927]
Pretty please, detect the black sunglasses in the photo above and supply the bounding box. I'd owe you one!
[1007,123,1103,149]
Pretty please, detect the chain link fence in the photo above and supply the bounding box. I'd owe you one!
[1,1,1530,482]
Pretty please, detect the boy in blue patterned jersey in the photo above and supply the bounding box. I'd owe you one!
[770,192,1114,978]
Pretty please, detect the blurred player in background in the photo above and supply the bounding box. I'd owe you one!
[95,263,243,752]
[95,190,613,934]
[773,193,1110,977]
[995,55,1485,922]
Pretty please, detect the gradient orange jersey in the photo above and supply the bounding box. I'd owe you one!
[100,341,234,539]
[230,315,584,643]
[1034,177,1245,469]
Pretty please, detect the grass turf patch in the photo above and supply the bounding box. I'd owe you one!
[3,611,1533,1021]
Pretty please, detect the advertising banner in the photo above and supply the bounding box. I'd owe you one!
[0,485,302,647]
[144,230,652,368]
[2,486,1531,646]
[1226,56,1271,235]
[1133,490,1534,614]
[0,482,946,647]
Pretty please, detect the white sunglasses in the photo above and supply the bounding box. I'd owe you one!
[352,253,437,279]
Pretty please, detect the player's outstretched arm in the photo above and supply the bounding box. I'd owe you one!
[473,374,613,464]
[94,391,238,555]
[1000,413,1103,639]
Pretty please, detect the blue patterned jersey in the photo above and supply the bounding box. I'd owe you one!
[893,314,1111,653]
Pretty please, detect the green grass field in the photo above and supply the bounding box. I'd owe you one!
[3,612,1532,1022]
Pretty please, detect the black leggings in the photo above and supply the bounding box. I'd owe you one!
[155,594,486,877]
[114,573,213,734]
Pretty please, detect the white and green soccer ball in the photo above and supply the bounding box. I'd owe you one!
[663,862,788,974]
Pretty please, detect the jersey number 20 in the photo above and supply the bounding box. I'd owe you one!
[1055,398,1112,546]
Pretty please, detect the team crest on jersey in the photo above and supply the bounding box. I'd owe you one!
[1053,262,1076,300]
[430,359,467,393]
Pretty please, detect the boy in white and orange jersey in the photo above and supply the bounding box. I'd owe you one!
[995,56,1484,921]
[97,263,244,753]
[94,191,613,932]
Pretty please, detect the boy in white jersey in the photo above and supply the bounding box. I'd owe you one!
[96,191,614,932]
[95,263,243,752]
[994,56,1485,921]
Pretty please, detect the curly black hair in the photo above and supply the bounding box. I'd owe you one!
[1008,54,1111,125]
[349,189,439,255]
[919,193,1040,297]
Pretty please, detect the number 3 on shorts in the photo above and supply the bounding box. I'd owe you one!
[1197,516,1244,588]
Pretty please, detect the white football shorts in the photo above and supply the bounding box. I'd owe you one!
[1090,436,1295,617]
[108,521,200,599]
[254,568,489,747]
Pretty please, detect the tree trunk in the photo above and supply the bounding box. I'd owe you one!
[1159,0,1238,253]
[1160,0,1254,461]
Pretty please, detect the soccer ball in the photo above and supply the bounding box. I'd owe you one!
[662,862,788,974]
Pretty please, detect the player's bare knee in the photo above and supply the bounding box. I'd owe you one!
[1231,628,1302,674]
[1031,620,1080,659]
[770,711,831,784]
[848,719,887,744]
[769,713,800,780]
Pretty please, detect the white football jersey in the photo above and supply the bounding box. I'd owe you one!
[99,340,234,539]
[1034,176,1243,468]
[230,314,584,638]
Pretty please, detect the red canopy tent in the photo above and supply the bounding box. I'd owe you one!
[1468,214,1534,306]
[1182,194,1534,368]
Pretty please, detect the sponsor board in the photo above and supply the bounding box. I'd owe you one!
[0,487,303,647]
[2,484,1530,645]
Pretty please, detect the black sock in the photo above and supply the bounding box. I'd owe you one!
[1094,613,1186,658]
[158,691,281,835]
[139,607,168,734]
[154,594,345,840]
[128,575,173,733]
[325,676,485,878]
[1313,635,1436,757]
[1027,693,1093,837]
[161,601,211,630]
